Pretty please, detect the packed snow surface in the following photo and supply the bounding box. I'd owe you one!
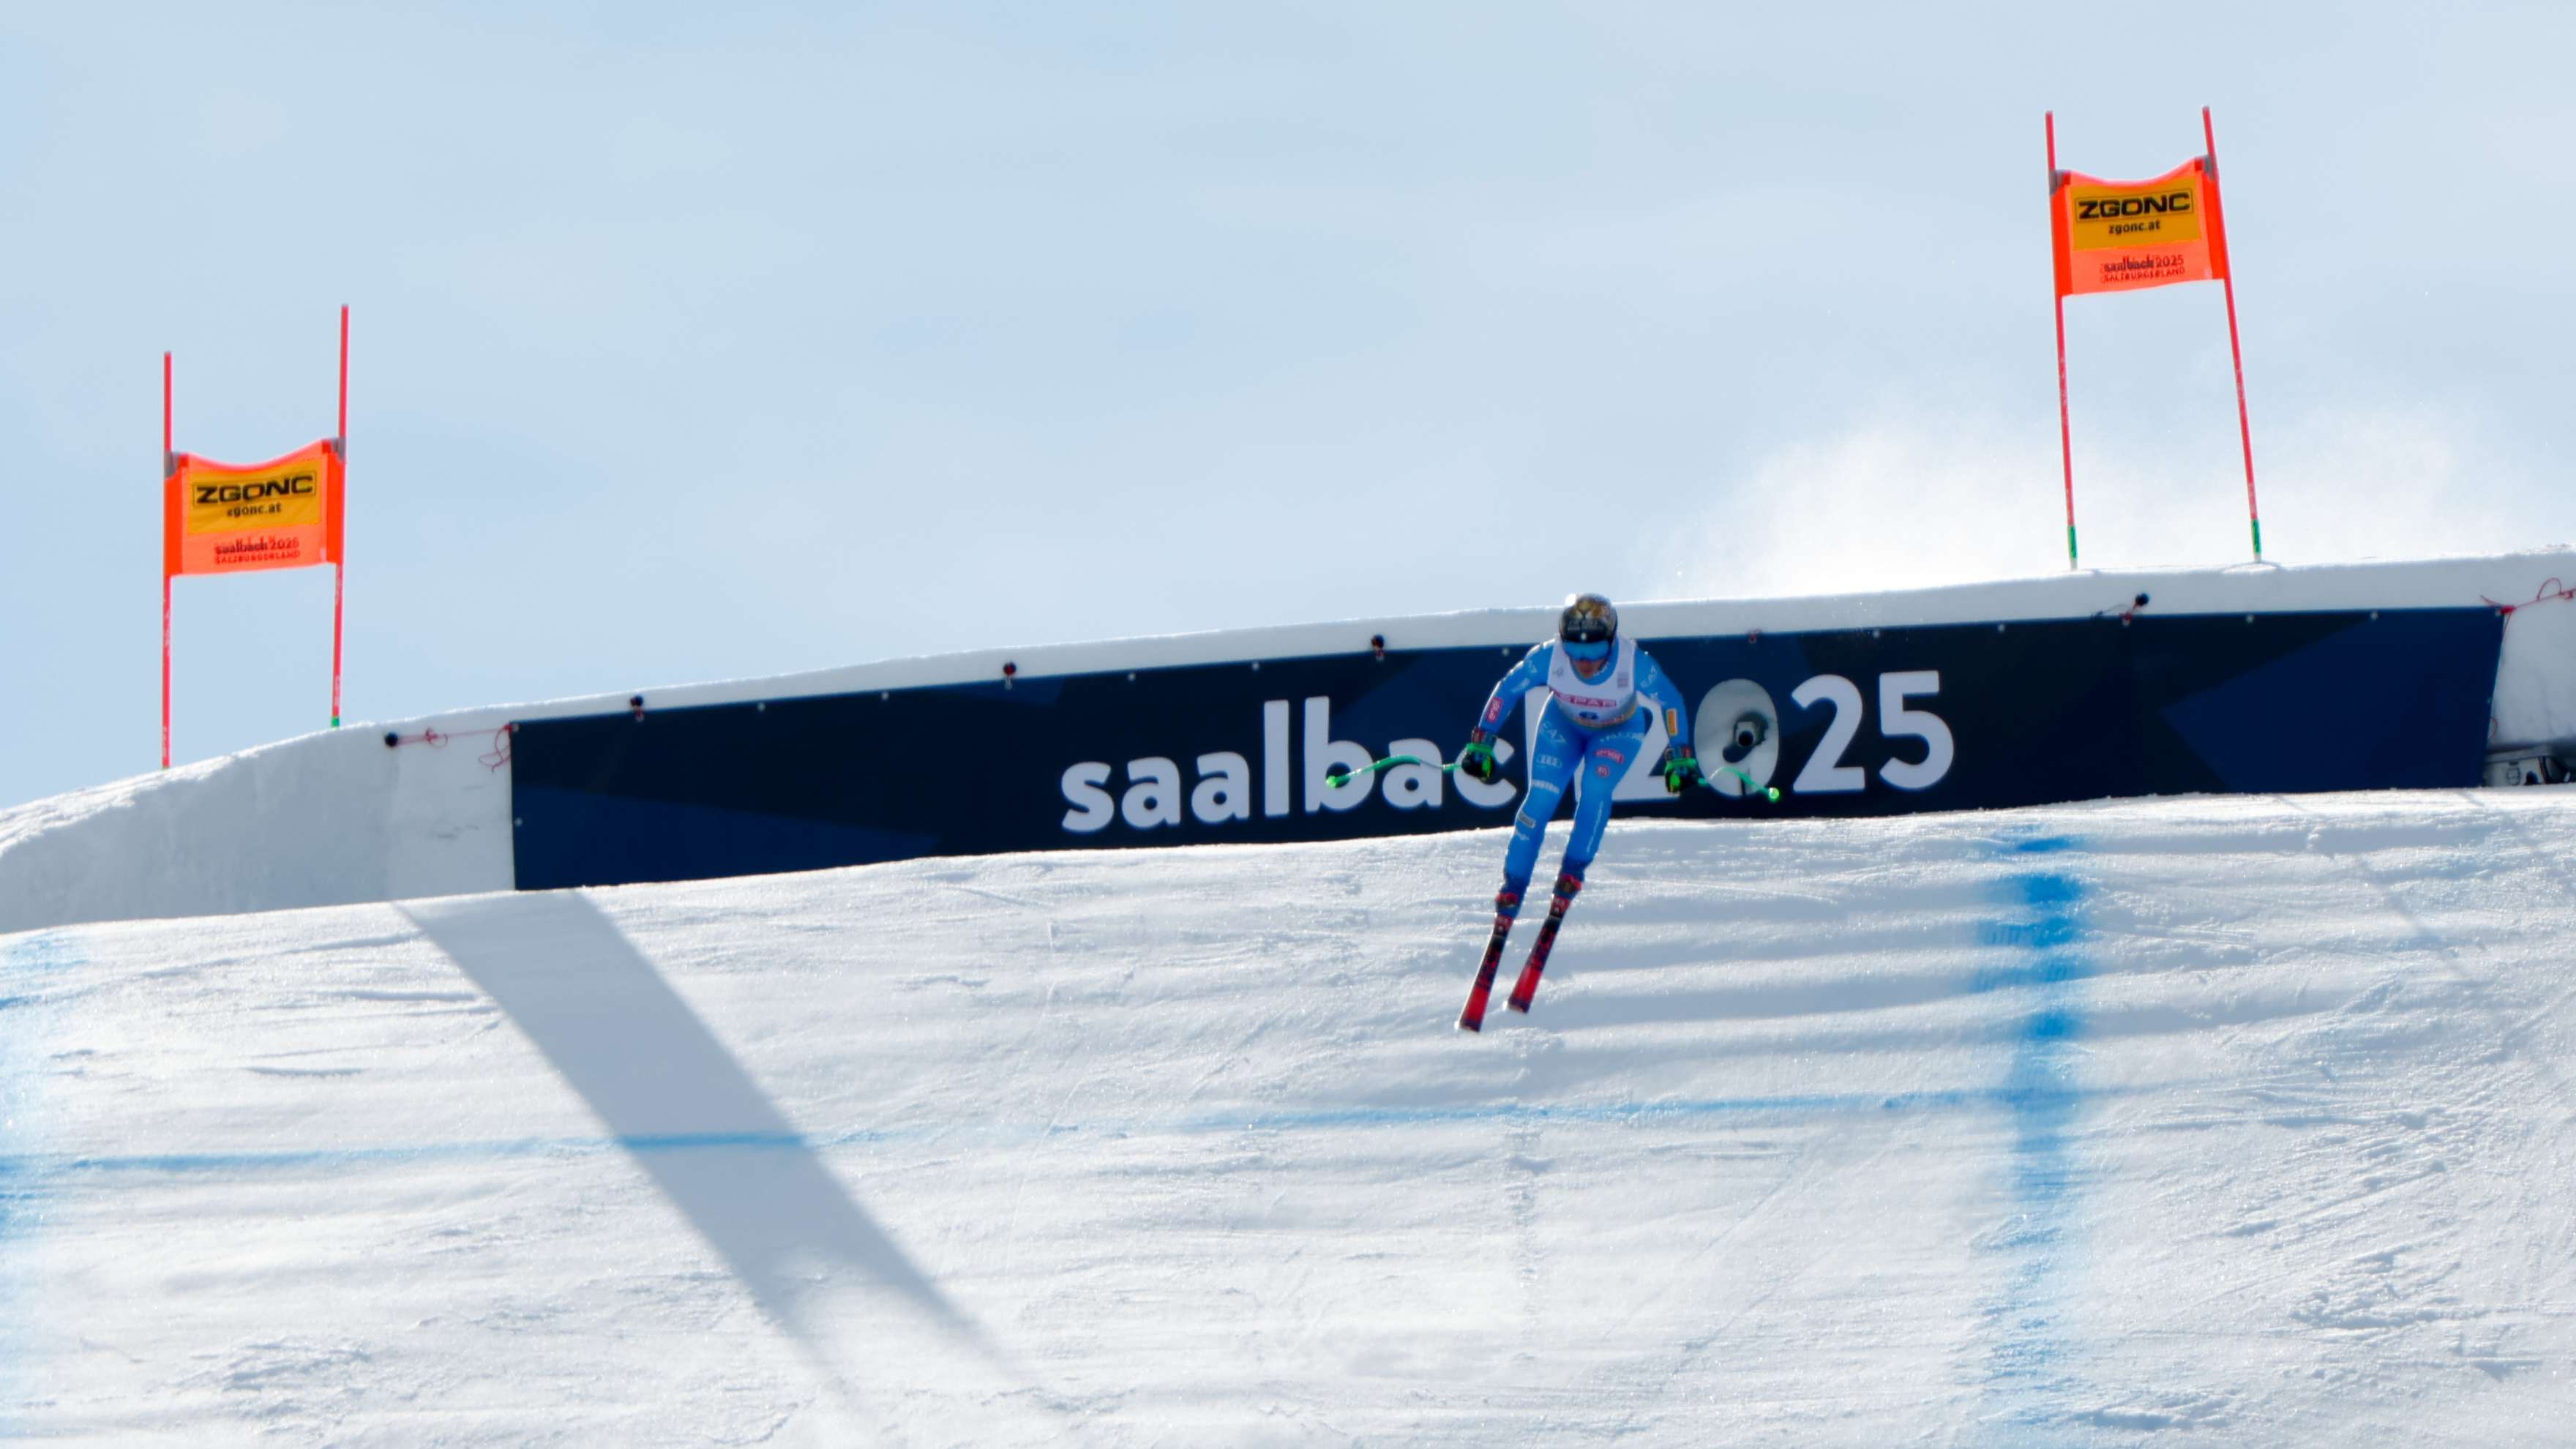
[4,788,2573,1444]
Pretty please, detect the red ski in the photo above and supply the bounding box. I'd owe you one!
[1456,889,1522,1032]
[1505,872,1583,1014]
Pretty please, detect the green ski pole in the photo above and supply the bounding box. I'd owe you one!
[1322,755,1458,790]
[1328,753,1780,803]
[1709,764,1782,803]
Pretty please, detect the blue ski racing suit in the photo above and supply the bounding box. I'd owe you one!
[1464,635,1694,901]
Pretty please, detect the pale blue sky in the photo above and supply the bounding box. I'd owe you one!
[4,2,2570,809]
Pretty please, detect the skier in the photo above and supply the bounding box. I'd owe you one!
[1453,592,1698,1030]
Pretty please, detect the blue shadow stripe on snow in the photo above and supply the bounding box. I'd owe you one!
[3,1078,2176,1180]
[26,1131,823,1175]
[1973,834,2098,1440]
[3,930,90,1418]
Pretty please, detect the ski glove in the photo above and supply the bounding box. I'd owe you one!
[1458,736,1499,785]
[1660,746,1700,795]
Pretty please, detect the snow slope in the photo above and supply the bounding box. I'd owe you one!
[4,788,2574,1444]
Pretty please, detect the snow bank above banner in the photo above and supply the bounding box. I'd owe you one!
[5,551,2575,932]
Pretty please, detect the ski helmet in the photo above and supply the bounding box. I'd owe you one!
[1559,592,1618,645]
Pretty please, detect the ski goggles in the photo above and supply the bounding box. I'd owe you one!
[1561,638,1611,662]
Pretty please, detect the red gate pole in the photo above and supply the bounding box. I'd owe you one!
[162,351,173,770]
[331,304,348,729]
[2048,112,2078,570]
[2204,106,2261,560]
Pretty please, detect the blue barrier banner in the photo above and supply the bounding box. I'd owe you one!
[510,608,2504,891]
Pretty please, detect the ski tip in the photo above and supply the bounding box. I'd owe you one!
[1456,1015,1483,1033]
[1505,997,1531,1014]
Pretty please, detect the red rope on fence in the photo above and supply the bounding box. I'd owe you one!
[382,722,516,771]
[2479,578,2575,616]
